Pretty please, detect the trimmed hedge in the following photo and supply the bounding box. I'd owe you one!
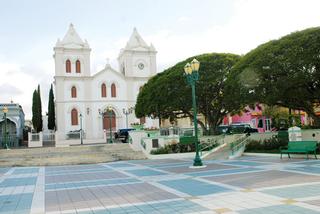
[245,136,288,153]
[150,141,218,155]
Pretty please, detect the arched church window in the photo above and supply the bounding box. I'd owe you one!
[76,60,81,73]
[66,59,71,73]
[101,83,106,97]
[71,86,77,98]
[71,108,78,125]
[111,83,116,97]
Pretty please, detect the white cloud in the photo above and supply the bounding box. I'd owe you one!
[0,83,23,95]
[0,60,53,119]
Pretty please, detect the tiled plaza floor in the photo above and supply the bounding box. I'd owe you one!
[0,156,320,213]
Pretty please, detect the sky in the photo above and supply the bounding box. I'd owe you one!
[1,0,320,119]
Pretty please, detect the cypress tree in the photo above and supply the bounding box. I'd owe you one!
[32,89,40,132]
[47,84,56,130]
[37,85,43,132]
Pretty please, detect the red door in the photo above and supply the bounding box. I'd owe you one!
[103,110,116,130]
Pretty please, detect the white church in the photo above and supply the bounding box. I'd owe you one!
[54,24,158,141]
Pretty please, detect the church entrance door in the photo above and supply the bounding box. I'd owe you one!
[103,110,116,130]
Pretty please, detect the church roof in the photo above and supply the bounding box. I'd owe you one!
[124,28,156,52]
[55,23,90,49]
[92,62,124,79]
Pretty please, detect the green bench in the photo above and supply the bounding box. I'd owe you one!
[280,141,318,159]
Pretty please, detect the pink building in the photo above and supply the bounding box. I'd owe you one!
[223,105,272,132]
[223,104,308,132]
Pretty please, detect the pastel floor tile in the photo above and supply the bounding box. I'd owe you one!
[125,169,167,176]
[262,183,320,198]
[238,204,320,214]
[159,178,230,196]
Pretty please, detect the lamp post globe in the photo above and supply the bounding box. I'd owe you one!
[190,58,200,71]
[184,63,192,74]
[184,58,204,167]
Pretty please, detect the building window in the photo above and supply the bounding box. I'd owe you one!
[101,83,106,97]
[258,118,264,128]
[71,86,77,98]
[111,83,116,97]
[152,139,159,148]
[71,108,78,125]
[265,118,271,131]
[76,60,81,73]
[66,59,71,73]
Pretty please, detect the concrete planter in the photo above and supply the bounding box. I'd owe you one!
[132,124,144,130]
[145,130,159,137]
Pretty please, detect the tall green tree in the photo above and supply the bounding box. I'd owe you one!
[32,89,40,132]
[47,84,56,130]
[228,27,320,118]
[37,85,43,132]
[135,53,241,134]
[31,85,43,132]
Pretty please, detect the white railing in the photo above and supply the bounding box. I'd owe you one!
[43,132,55,142]
[28,132,43,147]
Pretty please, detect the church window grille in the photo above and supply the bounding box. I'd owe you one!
[111,83,116,97]
[71,86,77,98]
[76,60,81,73]
[71,108,78,125]
[101,83,107,97]
[66,60,71,73]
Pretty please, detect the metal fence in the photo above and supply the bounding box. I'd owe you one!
[67,131,85,139]
[30,133,40,142]
[0,135,19,148]
[43,132,55,142]
[42,132,55,146]
[159,127,202,136]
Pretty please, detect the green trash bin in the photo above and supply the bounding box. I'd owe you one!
[277,130,289,144]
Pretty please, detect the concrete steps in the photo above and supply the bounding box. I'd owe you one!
[0,144,146,167]
[202,134,246,160]
[202,143,230,160]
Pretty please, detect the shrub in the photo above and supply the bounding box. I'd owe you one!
[150,141,219,155]
[245,135,288,153]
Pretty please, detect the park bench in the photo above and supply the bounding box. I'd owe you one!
[280,141,318,159]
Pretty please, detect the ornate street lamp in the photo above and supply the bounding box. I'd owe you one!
[107,106,113,144]
[184,58,204,167]
[123,107,133,129]
[79,113,83,145]
[2,106,9,149]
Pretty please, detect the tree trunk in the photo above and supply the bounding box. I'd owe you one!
[185,111,207,135]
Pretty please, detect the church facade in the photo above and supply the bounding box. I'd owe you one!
[54,24,158,141]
